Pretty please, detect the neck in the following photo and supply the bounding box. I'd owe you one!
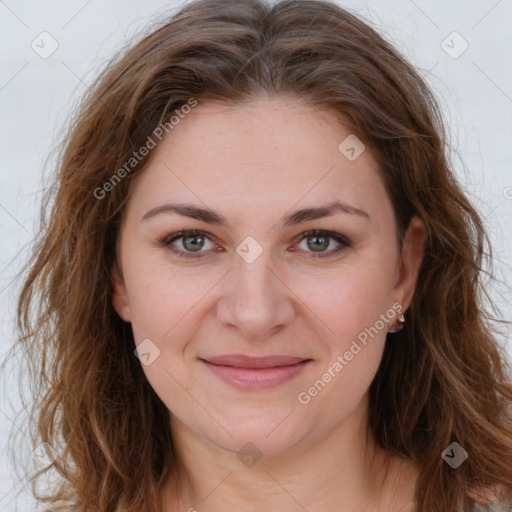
[161,395,417,512]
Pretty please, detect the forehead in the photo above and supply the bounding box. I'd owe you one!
[125,95,392,228]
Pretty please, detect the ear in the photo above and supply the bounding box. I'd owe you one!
[392,216,426,314]
[111,262,132,322]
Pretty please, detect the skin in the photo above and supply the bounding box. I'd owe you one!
[111,95,426,512]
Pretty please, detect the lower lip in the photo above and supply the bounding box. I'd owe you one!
[201,360,312,390]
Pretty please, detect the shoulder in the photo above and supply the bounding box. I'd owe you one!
[467,484,508,504]
[471,502,510,512]
[468,485,510,512]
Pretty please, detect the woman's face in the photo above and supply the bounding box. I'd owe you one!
[112,95,425,458]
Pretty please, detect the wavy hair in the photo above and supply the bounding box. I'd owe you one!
[7,0,512,511]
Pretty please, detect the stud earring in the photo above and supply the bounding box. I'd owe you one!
[388,310,405,333]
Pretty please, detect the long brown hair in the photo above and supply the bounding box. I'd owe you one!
[7,0,512,510]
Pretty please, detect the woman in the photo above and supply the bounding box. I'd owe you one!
[10,0,512,510]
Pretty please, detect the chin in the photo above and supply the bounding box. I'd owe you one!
[201,412,310,461]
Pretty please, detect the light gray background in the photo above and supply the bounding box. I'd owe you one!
[1,0,511,510]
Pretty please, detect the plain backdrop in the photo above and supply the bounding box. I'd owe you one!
[1,0,511,510]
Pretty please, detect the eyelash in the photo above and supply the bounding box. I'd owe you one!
[160,229,352,260]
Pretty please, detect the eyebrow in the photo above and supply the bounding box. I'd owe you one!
[141,200,370,228]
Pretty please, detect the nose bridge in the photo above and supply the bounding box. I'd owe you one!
[235,246,275,300]
[216,237,294,338]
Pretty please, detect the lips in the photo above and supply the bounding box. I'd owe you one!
[203,354,309,369]
[200,354,312,390]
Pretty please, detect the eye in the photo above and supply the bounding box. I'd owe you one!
[161,229,218,258]
[160,229,352,259]
[293,230,352,258]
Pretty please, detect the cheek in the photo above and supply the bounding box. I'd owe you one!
[122,243,210,342]
[124,264,204,413]
[294,253,395,398]
[298,257,395,343]
[296,268,392,417]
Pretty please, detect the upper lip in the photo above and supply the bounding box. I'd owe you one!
[201,354,311,369]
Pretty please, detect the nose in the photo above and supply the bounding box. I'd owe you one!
[215,248,296,342]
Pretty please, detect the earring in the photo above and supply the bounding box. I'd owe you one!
[388,310,405,333]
